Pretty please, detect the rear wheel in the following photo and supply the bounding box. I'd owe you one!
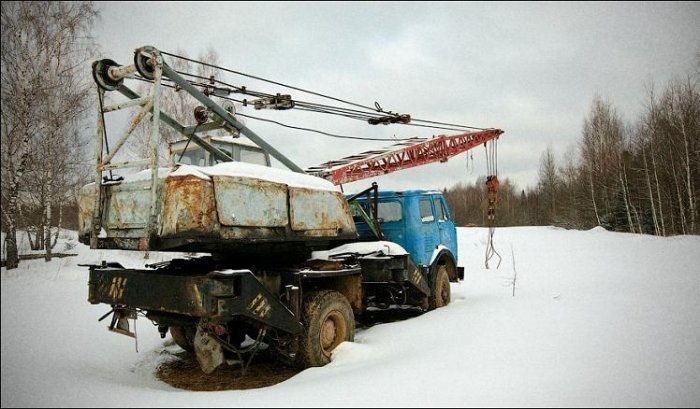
[296,290,354,368]
[428,265,451,310]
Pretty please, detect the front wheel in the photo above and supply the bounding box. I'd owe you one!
[428,265,451,310]
[296,290,355,368]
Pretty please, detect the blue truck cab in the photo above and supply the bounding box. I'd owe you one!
[345,187,464,311]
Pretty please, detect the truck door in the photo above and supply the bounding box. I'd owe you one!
[418,197,441,266]
[432,195,458,259]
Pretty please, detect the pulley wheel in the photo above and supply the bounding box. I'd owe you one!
[92,59,122,91]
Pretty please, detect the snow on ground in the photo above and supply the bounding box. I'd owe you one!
[2,226,699,407]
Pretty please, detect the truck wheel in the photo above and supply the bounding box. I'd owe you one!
[170,325,195,352]
[296,290,354,368]
[428,265,451,310]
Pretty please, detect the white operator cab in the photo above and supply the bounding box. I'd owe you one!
[169,135,271,168]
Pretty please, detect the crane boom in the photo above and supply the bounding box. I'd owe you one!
[305,128,503,185]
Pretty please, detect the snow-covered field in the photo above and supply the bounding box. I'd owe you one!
[2,226,699,407]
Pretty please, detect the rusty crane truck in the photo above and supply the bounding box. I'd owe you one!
[80,46,503,374]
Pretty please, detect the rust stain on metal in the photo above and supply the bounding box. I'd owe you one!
[80,171,357,251]
[162,175,217,236]
[77,185,96,236]
[289,187,355,236]
[213,176,288,228]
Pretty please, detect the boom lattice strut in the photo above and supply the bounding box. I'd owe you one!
[305,129,503,185]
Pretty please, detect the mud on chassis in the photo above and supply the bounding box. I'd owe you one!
[86,235,455,374]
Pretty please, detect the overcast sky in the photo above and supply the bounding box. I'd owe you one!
[92,1,700,192]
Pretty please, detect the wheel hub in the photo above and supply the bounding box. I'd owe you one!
[321,316,338,350]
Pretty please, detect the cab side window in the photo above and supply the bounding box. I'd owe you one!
[378,201,402,222]
[434,197,447,221]
[419,199,434,223]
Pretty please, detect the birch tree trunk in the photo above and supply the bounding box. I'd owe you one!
[619,167,635,233]
[44,164,53,262]
[649,142,666,236]
[0,112,32,269]
[1,2,98,269]
[683,127,696,234]
[641,145,660,235]
[588,170,601,226]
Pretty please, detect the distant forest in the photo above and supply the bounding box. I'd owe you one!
[445,74,699,236]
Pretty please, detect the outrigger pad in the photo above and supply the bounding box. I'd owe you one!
[108,314,135,338]
[194,326,225,374]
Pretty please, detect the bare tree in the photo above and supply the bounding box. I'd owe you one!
[635,76,699,236]
[580,96,626,230]
[1,1,98,267]
[557,144,587,229]
[662,77,698,234]
[537,145,559,224]
[617,145,637,233]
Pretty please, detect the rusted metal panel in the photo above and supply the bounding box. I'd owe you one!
[161,175,217,236]
[212,175,288,227]
[289,187,356,235]
[102,180,153,236]
[78,183,96,237]
[78,177,164,245]
[78,181,155,239]
[79,171,358,251]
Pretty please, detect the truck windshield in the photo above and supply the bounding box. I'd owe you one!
[240,147,268,166]
[172,141,269,167]
[177,149,206,166]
